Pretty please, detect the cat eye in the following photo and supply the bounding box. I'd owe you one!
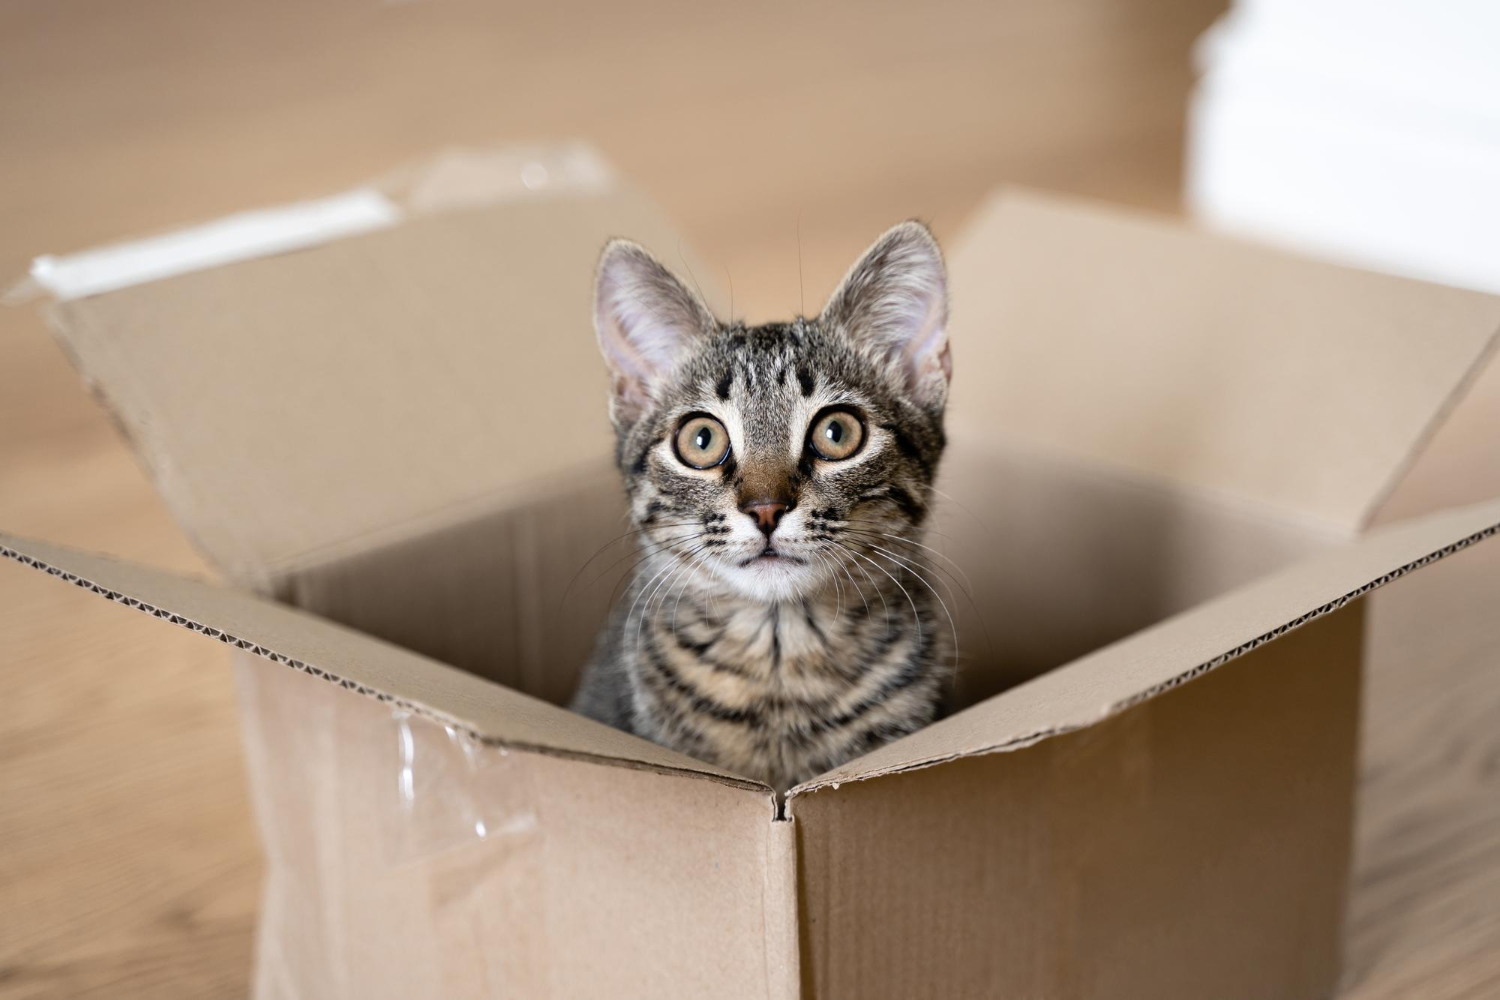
[674,414,731,469]
[808,407,865,461]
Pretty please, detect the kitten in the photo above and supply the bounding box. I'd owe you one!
[570,221,954,791]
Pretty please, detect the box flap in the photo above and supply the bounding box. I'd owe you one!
[34,146,723,587]
[0,532,765,794]
[946,189,1500,532]
[788,495,1500,798]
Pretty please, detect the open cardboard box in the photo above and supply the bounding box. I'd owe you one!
[6,146,1500,998]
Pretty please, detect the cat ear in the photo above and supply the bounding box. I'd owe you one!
[594,239,717,425]
[821,220,951,410]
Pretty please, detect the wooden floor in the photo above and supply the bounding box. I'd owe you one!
[1,1,1496,996]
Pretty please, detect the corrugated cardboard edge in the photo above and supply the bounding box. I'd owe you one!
[786,503,1500,804]
[0,538,771,799]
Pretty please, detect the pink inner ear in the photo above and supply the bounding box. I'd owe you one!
[900,288,950,391]
[594,246,709,402]
[596,271,653,386]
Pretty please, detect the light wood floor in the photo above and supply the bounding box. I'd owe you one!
[2,1,1496,996]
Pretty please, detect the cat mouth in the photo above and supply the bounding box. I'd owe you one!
[741,547,805,567]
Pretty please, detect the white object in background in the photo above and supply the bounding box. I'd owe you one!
[19,142,621,304]
[1187,0,1500,295]
[28,189,403,302]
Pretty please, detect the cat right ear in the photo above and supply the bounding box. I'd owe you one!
[593,239,716,426]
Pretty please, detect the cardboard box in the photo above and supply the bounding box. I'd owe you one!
[5,147,1500,998]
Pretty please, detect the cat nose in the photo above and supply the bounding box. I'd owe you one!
[740,501,789,537]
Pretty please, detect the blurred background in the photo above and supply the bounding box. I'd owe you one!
[2,0,1497,996]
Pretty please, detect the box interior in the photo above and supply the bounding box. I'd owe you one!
[274,425,1336,718]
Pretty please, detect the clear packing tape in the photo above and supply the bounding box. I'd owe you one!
[233,651,544,998]
[389,710,537,862]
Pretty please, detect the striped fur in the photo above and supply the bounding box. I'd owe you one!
[571,222,954,791]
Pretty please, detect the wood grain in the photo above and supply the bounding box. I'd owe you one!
[1,0,1495,996]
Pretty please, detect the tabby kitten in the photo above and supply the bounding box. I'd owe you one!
[570,221,954,791]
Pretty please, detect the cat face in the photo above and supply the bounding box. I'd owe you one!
[593,222,951,601]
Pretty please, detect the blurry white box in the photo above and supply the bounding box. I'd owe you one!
[1187,1,1500,294]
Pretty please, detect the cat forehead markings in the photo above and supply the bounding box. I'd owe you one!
[685,325,867,400]
[666,324,874,458]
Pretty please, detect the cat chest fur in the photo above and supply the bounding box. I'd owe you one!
[622,581,943,790]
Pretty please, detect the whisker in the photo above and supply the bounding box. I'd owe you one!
[865,546,959,662]
[670,564,702,639]
[564,525,701,604]
[635,547,705,646]
[698,549,728,619]
[834,526,978,606]
[841,526,976,597]
[581,529,702,596]
[834,526,971,594]
[677,241,710,310]
[796,215,805,317]
[926,485,993,540]
[817,550,844,624]
[830,543,888,630]
[841,547,922,649]
[843,516,964,546]
[598,547,688,610]
[825,547,870,621]
[837,529,993,657]
[629,565,678,645]
[865,548,962,692]
[658,551,710,634]
[620,547,689,636]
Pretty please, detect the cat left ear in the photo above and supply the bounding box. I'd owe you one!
[594,239,717,426]
[821,220,951,411]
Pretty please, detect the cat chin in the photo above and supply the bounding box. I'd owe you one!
[716,557,825,602]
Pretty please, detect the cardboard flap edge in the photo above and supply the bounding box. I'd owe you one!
[0,532,769,796]
[788,496,1500,801]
